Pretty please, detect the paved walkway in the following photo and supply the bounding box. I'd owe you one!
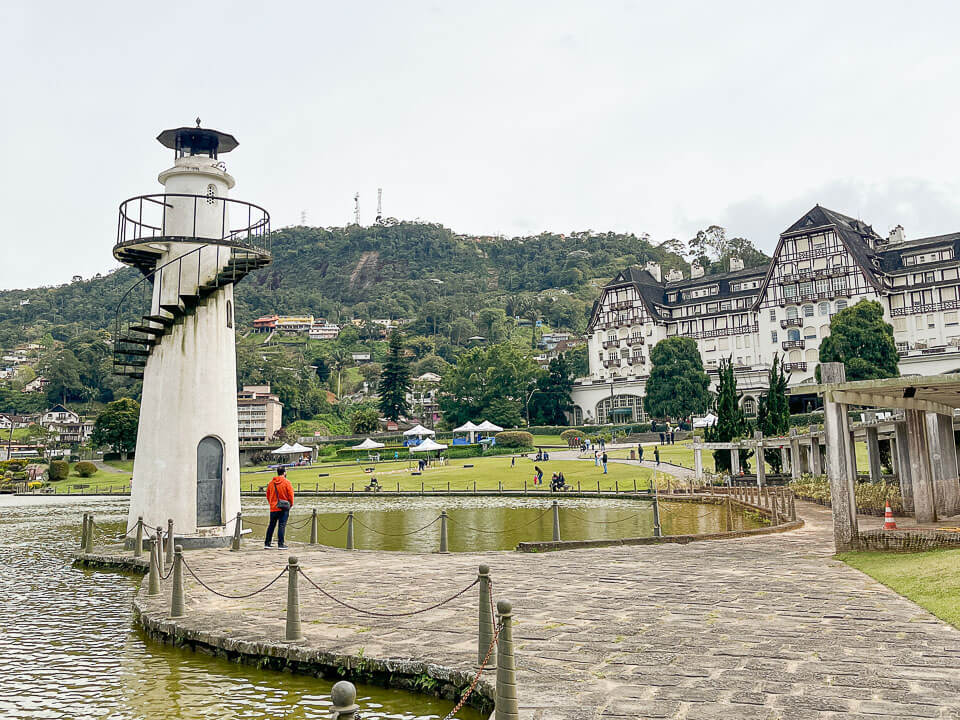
[136,502,960,719]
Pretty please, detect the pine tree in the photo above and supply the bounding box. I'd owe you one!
[378,330,411,422]
[757,354,790,474]
[705,356,752,473]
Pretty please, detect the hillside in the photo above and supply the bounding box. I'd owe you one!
[0,222,699,345]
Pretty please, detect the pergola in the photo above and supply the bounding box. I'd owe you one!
[810,363,960,550]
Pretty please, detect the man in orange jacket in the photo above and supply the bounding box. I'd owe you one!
[265,466,295,549]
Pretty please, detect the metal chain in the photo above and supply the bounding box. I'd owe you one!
[445,506,553,534]
[90,520,140,540]
[316,516,349,533]
[443,617,502,719]
[181,558,289,599]
[352,515,441,537]
[300,569,478,617]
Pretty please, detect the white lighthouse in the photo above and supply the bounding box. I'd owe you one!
[114,121,271,546]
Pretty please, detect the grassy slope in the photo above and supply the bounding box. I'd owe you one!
[838,549,960,628]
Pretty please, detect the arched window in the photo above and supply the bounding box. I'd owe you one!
[804,348,818,363]
[205,183,218,205]
[742,397,757,416]
[802,304,814,318]
[818,302,830,316]
[620,347,630,359]
[836,300,848,312]
[786,306,799,319]
[819,324,830,338]
[595,395,645,424]
[788,328,801,341]
[226,300,233,328]
[804,326,817,340]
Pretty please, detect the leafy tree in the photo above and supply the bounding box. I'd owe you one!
[412,354,449,376]
[378,331,411,422]
[357,362,382,391]
[818,300,899,381]
[528,354,574,425]
[687,225,770,275]
[91,398,140,458]
[705,357,752,473]
[643,337,710,420]
[565,344,589,378]
[757,354,790,474]
[350,406,380,434]
[477,307,508,342]
[42,348,86,405]
[438,343,543,428]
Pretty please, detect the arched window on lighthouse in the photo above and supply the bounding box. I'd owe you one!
[206,183,218,205]
[226,300,233,328]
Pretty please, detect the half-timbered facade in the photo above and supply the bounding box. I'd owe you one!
[571,205,960,424]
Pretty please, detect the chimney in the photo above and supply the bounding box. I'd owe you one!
[645,262,662,282]
[888,224,905,244]
[690,261,704,279]
[666,269,683,282]
[728,256,744,271]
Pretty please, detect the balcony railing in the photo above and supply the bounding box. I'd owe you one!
[603,359,621,368]
[783,362,807,372]
[626,336,644,346]
[782,339,805,350]
[780,318,803,329]
[602,339,621,349]
[779,288,850,306]
[682,324,758,340]
[629,356,646,365]
[890,299,960,317]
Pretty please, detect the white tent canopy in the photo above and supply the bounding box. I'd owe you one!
[273,442,312,455]
[475,420,504,432]
[692,413,718,429]
[288,442,311,453]
[271,443,294,454]
[403,424,436,437]
[452,421,479,432]
[409,437,448,453]
[351,438,385,450]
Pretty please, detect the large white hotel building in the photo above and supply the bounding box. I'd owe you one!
[571,205,960,424]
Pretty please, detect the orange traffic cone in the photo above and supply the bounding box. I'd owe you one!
[883,501,897,530]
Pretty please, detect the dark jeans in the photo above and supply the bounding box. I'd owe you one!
[265,508,289,546]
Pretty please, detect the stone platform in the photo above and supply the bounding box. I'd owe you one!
[126,501,960,719]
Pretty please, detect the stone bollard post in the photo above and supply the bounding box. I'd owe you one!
[231,512,242,552]
[438,511,449,553]
[156,527,165,576]
[495,600,519,720]
[147,541,161,596]
[790,490,797,521]
[652,494,662,538]
[285,556,303,642]
[770,488,779,525]
[552,500,561,542]
[329,680,360,719]
[80,513,89,550]
[346,512,355,550]
[310,509,319,545]
[477,565,496,668]
[134,516,144,558]
[170,545,185,618]
[166,518,174,565]
[84,514,94,554]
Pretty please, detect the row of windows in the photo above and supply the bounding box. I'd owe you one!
[780,231,843,257]
[903,249,953,266]
[730,280,761,292]
[890,286,960,309]
[892,312,960,332]
[891,267,960,288]
[782,276,849,299]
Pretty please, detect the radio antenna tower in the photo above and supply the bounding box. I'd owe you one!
[376,188,383,224]
[300,210,306,226]
[353,193,360,225]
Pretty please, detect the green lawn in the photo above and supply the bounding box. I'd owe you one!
[49,468,133,493]
[838,549,960,628]
[246,455,654,493]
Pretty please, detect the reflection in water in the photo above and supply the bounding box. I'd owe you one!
[238,495,763,552]
[0,495,483,720]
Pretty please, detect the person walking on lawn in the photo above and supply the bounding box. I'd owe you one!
[265,467,294,549]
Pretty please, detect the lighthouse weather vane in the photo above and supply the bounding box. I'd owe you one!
[112,120,271,546]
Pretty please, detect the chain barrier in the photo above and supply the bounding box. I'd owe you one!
[300,569,478,618]
[316,516,349,533]
[562,510,640,525]
[181,558,289,599]
[445,506,553,534]
[90,520,141,541]
[443,618,502,719]
[352,514,442,537]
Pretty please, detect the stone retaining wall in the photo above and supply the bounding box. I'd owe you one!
[858,528,960,552]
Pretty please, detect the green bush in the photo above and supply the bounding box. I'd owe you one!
[48,460,70,481]
[791,476,903,513]
[494,431,534,448]
[0,459,28,472]
[74,461,97,478]
[560,429,580,445]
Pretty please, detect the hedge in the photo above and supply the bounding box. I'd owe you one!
[495,431,534,448]
[791,476,903,513]
[74,461,97,478]
[48,460,70,481]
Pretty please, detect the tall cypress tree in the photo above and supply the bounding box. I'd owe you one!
[705,356,752,473]
[378,330,411,422]
[757,354,790,474]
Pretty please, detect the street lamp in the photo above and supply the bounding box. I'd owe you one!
[525,387,547,428]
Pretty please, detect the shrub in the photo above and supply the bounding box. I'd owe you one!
[74,461,97,478]
[48,460,70,481]
[494,431,534,448]
[0,459,28,472]
[560,429,580,445]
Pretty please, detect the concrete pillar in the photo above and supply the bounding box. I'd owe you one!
[889,437,898,475]
[928,412,960,518]
[754,431,766,487]
[729,446,740,477]
[799,440,811,475]
[285,556,303,642]
[779,447,789,477]
[438,510,449,553]
[808,426,823,475]
[789,429,801,481]
[906,409,937,524]
[495,600,519,720]
[893,422,913,512]
[478,565,496,668]
[694,447,703,482]
[865,426,882,483]
[821,362,859,551]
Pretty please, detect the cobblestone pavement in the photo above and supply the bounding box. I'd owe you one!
[137,501,960,719]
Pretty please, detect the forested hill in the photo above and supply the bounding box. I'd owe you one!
[0,221,765,345]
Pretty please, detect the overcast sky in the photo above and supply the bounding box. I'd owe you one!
[2,1,960,290]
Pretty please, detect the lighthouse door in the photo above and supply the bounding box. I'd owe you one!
[196,436,224,527]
